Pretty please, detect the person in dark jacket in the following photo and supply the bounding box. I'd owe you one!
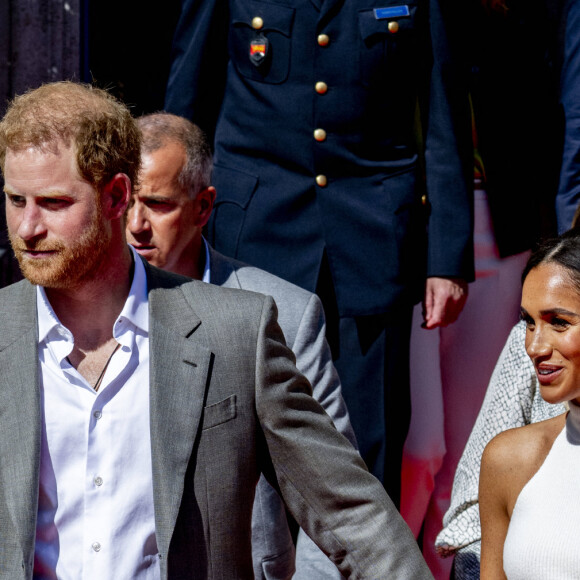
[165,0,474,504]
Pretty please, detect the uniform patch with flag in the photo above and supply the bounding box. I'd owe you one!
[250,34,269,66]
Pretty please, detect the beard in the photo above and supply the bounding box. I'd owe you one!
[9,204,111,289]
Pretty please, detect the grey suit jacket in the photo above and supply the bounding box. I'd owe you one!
[209,246,355,579]
[0,262,432,579]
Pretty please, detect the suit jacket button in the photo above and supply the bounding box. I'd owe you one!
[421,194,427,205]
[315,81,328,94]
[316,174,328,187]
[314,128,327,142]
[318,34,330,46]
[388,21,399,33]
[252,16,264,29]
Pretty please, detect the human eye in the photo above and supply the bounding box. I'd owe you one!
[39,197,72,210]
[145,199,174,212]
[520,310,534,329]
[550,316,570,329]
[6,193,25,207]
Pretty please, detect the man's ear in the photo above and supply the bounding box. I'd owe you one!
[102,173,131,220]
[194,186,217,227]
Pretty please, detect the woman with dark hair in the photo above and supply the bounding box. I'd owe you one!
[402,2,562,576]
[480,229,580,578]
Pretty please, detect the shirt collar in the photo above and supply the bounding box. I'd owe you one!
[37,245,149,344]
[202,236,211,284]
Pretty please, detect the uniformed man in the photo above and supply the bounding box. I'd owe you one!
[165,0,474,505]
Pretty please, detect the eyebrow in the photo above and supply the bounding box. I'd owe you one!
[520,306,580,318]
[137,194,174,202]
[540,307,580,317]
[4,186,69,198]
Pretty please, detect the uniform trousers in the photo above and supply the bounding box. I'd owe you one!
[400,183,529,578]
[317,253,414,507]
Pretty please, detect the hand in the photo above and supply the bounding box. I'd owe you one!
[422,277,468,329]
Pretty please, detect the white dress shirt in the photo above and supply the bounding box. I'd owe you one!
[35,248,160,580]
[201,237,211,283]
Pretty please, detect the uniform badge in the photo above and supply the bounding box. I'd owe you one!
[250,34,269,67]
[374,5,410,19]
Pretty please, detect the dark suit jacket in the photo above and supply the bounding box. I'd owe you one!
[466,0,562,255]
[0,262,432,579]
[165,0,474,317]
[556,0,580,232]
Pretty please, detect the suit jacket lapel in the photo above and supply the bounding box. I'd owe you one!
[145,263,213,564]
[0,281,41,565]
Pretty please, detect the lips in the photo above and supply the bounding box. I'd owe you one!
[25,250,56,256]
[535,364,563,385]
[130,244,156,256]
[15,247,58,259]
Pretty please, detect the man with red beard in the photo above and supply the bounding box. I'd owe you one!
[0,81,431,579]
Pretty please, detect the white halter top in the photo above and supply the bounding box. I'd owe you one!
[503,402,580,579]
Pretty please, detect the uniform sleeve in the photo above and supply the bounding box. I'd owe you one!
[424,0,474,280]
[255,296,433,579]
[164,0,229,142]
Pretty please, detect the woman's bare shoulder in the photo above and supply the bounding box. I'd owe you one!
[484,415,565,467]
[481,414,566,511]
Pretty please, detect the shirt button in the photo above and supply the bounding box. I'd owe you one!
[252,16,264,29]
[314,128,327,142]
[318,34,330,46]
[316,175,328,187]
[92,542,101,552]
[388,21,399,33]
[94,476,103,487]
[93,410,102,419]
[315,81,328,94]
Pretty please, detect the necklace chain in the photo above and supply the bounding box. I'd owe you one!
[93,342,121,392]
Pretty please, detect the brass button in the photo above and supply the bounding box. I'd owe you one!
[318,34,330,46]
[421,194,427,205]
[314,128,327,142]
[252,16,264,29]
[315,81,328,94]
[388,21,399,33]
[316,174,328,187]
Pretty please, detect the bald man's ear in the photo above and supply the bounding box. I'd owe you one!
[102,173,131,220]
[194,186,217,227]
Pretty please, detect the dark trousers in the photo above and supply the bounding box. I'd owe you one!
[317,256,413,508]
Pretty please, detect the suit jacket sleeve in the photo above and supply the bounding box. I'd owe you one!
[290,293,357,448]
[290,293,354,580]
[255,296,432,579]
